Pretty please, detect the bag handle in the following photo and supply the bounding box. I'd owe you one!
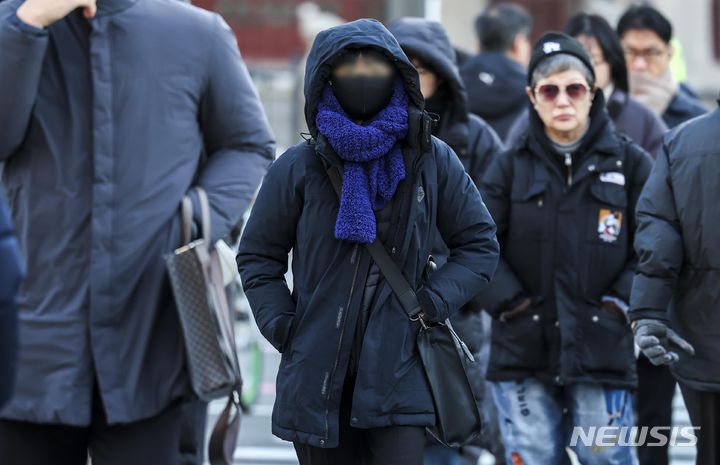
[208,393,242,465]
[180,187,212,246]
[325,166,423,321]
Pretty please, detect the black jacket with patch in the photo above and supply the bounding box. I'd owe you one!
[477,93,652,388]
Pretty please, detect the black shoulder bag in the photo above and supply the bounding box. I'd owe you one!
[325,166,482,447]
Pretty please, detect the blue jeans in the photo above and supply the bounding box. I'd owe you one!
[423,441,459,465]
[490,378,637,465]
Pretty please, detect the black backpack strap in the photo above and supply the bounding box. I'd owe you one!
[325,166,423,320]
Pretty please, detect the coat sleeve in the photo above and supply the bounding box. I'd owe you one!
[606,145,653,304]
[472,151,527,315]
[0,1,49,161]
[628,142,681,322]
[192,14,275,242]
[0,195,24,408]
[415,139,499,322]
[236,151,302,353]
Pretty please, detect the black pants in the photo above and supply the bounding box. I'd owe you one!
[0,386,183,465]
[680,383,720,465]
[293,377,425,465]
[636,354,676,465]
[179,400,208,465]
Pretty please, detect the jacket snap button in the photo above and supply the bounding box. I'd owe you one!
[319,439,325,446]
[351,417,358,424]
[532,314,540,322]
[592,315,599,323]
[554,320,560,327]
[555,376,561,384]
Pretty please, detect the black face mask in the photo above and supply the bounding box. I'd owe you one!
[331,74,395,121]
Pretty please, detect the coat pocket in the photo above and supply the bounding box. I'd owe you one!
[508,180,548,239]
[490,306,547,372]
[576,302,634,376]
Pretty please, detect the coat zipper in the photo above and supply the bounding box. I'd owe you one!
[564,152,573,186]
[323,243,361,444]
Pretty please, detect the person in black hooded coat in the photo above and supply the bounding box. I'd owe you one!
[389,17,506,465]
[389,18,504,188]
[237,19,499,465]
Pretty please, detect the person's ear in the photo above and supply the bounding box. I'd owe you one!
[526,86,536,106]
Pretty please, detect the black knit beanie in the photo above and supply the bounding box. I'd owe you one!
[527,31,595,85]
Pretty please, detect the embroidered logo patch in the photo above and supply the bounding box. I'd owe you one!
[479,72,495,85]
[598,209,623,243]
[543,42,561,54]
[599,171,626,186]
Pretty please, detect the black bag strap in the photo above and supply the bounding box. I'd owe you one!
[208,393,242,465]
[325,166,423,320]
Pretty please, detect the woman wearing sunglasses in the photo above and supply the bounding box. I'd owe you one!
[476,32,652,464]
[506,15,667,159]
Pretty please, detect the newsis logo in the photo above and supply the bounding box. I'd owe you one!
[570,426,700,448]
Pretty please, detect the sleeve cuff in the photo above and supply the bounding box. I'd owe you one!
[417,287,448,323]
[9,12,47,37]
[628,307,669,323]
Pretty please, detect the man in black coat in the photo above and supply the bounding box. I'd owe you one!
[0,0,274,463]
[459,3,532,141]
[630,107,720,465]
[617,7,706,465]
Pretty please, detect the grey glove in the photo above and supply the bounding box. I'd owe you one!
[633,319,695,366]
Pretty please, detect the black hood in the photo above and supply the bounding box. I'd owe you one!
[389,17,470,153]
[460,52,527,120]
[303,19,425,138]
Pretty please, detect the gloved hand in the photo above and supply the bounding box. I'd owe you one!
[633,319,695,366]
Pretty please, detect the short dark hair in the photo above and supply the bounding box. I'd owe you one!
[565,14,629,92]
[475,3,533,53]
[530,55,595,89]
[617,4,672,44]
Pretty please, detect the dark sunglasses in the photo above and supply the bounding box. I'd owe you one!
[535,83,590,102]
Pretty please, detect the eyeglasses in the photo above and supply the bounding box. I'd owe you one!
[623,47,668,62]
[535,83,590,102]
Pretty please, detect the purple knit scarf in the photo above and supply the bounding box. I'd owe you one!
[316,79,409,243]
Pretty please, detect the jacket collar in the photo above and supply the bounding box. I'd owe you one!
[95,0,139,17]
